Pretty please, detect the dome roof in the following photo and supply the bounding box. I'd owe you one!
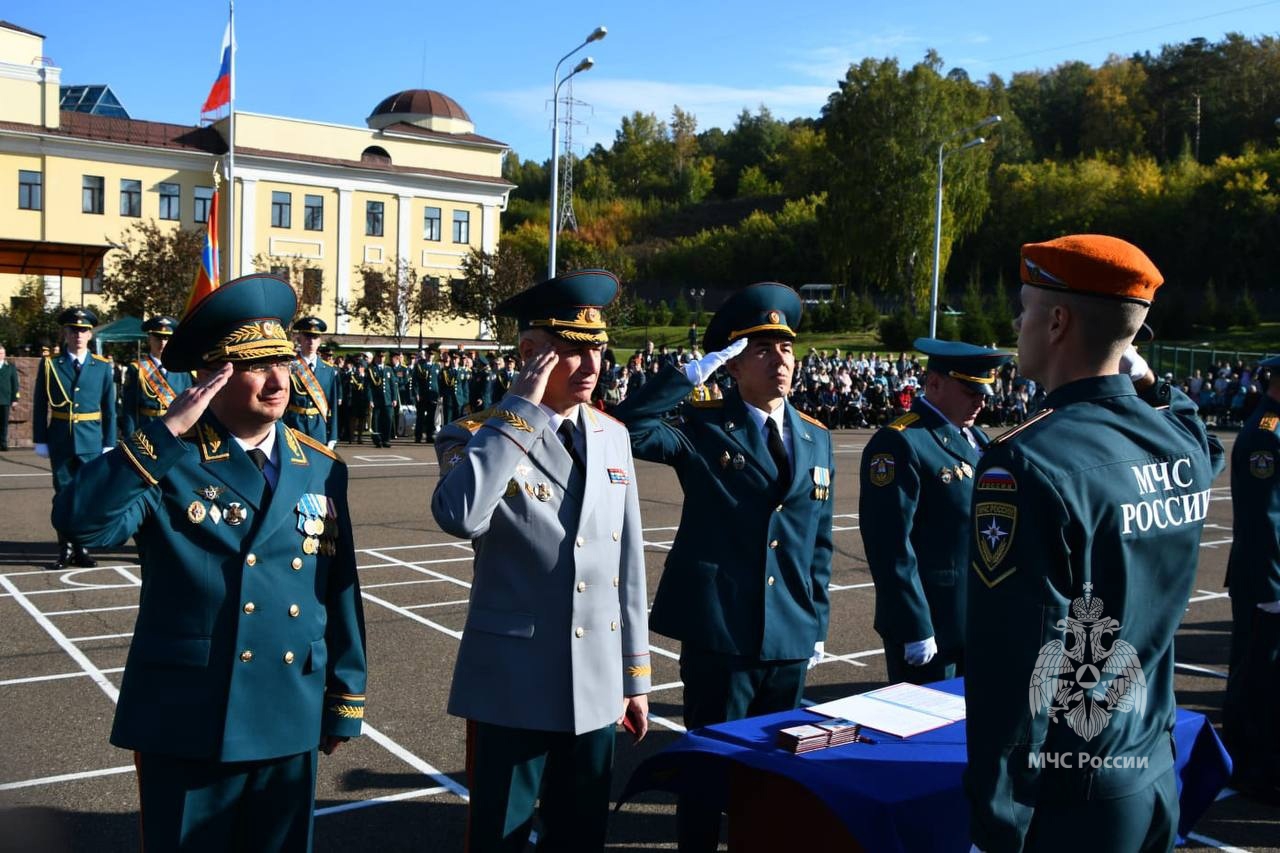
[369,89,471,123]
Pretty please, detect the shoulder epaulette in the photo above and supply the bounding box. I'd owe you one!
[92,353,111,363]
[991,408,1055,445]
[1261,414,1279,433]
[289,427,340,461]
[594,408,626,426]
[797,411,829,431]
[455,407,496,432]
[690,399,723,409]
[888,412,920,431]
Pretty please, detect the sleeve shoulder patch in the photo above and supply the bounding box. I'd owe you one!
[797,410,829,431]
[1261,414,1279,433]
[92,353,111,363]
[990,408,1055,446]
[455,407,495,432]
[888,412,920,431]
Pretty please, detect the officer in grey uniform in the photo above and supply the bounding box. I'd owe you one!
[431,269,651,853]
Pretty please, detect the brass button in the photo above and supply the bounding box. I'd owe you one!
[575,536,584,548]
[246,553,257,567]
[240,650,253,663]
[610,621,618,631]
[291,557,302,570]
[574,627,585,638]
[769,540,779,549]
[576,581,587,593]
[767,576,776,586]
[611,531,620,541]
[612,577,619,588]
[283,651,295,665]
[289,604,300,617]
[243,602,255,614]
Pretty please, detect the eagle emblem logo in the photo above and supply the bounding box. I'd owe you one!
[1029,583,1146,741]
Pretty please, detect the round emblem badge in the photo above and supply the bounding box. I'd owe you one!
[187,501,206,524]
[767,310,781,324]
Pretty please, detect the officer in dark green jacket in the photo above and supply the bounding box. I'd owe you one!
[966,235,1225,853]
[1222,353,1280,804]
[33,307,117,569]
[860,339,1010,684]
[413,350,442,443]
[284,317,340,448]
[614,283,834,853]
[121,316,193,438]
[367,352,399,447]
[0,344,20,451]
[53,274,366,853]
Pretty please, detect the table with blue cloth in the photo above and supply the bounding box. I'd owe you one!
[621,679,1231,852]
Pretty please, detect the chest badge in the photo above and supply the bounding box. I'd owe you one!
[939,466,954,484]
[187,501,206,524]
[198,485,225,501]
[732,453,746,470]
[225,502,247,526]
[719,451,731,469]
[535,482,553,502]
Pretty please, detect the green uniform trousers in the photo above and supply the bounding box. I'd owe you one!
[1224,598,1280,789]
[465,720,615,853]
[1021,769,1178,853]
[134,749,317,852]
[676,648,807,853]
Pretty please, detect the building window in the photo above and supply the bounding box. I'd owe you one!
[120,179,142,217]
[271,191,292,228]
[82,175,104,214]
[158,182,180,220]
[18,170,42,210]
[302,268,324,305]
[304,194,324,231]
[366,201,384,237]
[269,264,290,280]
[424,206,442,241]
[83,270,103,295]
[452,209,470,244]
[194,186,213,223]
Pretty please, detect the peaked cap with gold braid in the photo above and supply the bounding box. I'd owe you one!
[913,337,1012,397]
[162,274,298,371]
[496,269,618,345]
[702,282,801,353]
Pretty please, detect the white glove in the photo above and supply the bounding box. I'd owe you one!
[101,446,113,455]
[1118,345,1150,384]
[34,443,49,459]
[808,641,825,670]
[328,440,337,450]
[904,636,937,666]
[1258,601,1280,614]
[683,337,748,386]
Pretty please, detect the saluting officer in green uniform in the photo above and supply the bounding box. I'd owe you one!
[121,316,193,438]
[413,349,442,443]
[284,317,340,448]
[33,307,117,570]
[965,235,1224,853]
[432,270,650,852]
[1222,352,1280,804]
[861,338,1011,684]
[390,351,412,437]
[53,274,367,853]
[367,352,399,448]
[345,358,373,444]
[614,283,834,853]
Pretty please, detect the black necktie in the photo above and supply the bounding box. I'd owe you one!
[766,418,790,484]
[73,359,82,377]
[558,421,584,471]
[247,448,272,495]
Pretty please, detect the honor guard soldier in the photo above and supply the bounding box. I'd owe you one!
[345,358,373,444]
[614,283,834,852]
[495,354,516,403]
[53,274,367,852]
[861,338,1011,685]
[121,316,193,437]
[447,351,472,420]
[965,235,1224,852]
[33,307,117,569]
[389,351,412,437]
[367,351,399,447]
[432,269,650,852]
[0,344,20,451]
[413,349,442,443]
[1223,353,1280,804]
[285,316,340,448]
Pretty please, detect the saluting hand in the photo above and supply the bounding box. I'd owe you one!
[163,363,232,437]
[509,345,559,407]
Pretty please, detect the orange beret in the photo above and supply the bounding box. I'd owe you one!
[1020,235,1163,305]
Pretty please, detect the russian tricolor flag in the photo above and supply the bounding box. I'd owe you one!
[200,24,232,114]
[186,183,220,315]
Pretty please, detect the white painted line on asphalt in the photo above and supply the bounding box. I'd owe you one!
[362,722,469,801]
[361,590,463,640]
[365,548,473,590]
[0,574,119,703]
[0,667,124,687]
[315,785,451,817]
[829,582,875,592]
[66,632,133,643]
[0,764,134,792]
[646,713,687,733]
[649,644,680,661]
[1199,539,1234,549]
[1186,832,1250,853]
[818,648,885,667]
[1188,590,1230,603]
[358,556,474,572]
[361,579,449,591]
[0,583,136,598]
[649,681,683,693]
[353,454,413,463]
[1175,662,1228,680]
[403,599,472,610]
[348,462,438,469]
[358,542,472,553]
[44,604,139,617]
[0,472,51,478]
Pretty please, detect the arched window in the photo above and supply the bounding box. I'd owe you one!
[361,146,392,165]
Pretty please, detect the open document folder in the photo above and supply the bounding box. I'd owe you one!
[806,682,967,738]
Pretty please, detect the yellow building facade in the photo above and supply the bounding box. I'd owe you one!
[0,20,513,347]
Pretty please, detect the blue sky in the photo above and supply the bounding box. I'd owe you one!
[13,1,1280,161]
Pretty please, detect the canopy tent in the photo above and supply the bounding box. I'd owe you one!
[92,315,145,343]
[0,239,109,279]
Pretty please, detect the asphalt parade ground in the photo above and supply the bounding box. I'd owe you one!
[0,427,1275,852]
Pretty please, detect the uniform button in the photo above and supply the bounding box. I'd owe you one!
[575,536,584,548]
[283,651,295,664]
[289,604,300,617]
[243,602,255,614]
[769,540,779,549]
[575,627,585,638]
[291,557,302,570]
[612,577,619,588]
[246,553,257,567]
[767,576,776,586]
[240,650,253,663]
[610,621,618,631]
[576,581,587,593]
[612,531,620,541]
[775,504,784,513]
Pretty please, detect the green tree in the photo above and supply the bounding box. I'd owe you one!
[100,219,204,318]
[670,292,691,326]
[341,257,451,350]
[959,279,995,345]
[2,276,64,349]
[651,300,673,327]
[1081,56,1154,157]
[455,245,537,344]
[607,112,673,198]
[737,165,782,197]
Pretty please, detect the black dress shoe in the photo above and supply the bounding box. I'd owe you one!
[52,542,74,570]
[73,546,97,568]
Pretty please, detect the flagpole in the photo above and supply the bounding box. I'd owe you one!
[226,0,236,279]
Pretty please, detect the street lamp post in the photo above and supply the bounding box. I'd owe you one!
[929,115,1001,339]
[548,26,606,280]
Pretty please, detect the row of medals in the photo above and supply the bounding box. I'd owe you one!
[187,485,246,527]
[939,462,974,484]
[297,502,339,556]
